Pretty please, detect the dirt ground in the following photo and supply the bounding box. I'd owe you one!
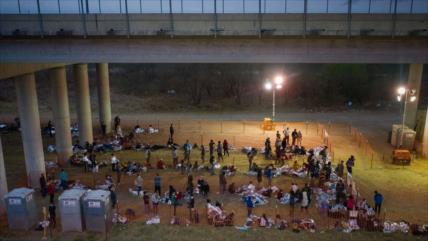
[0,114,427,241]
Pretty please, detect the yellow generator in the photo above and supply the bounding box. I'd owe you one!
[262,118,275,131]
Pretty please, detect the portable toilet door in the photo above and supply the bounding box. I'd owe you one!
[59,189,87,232]
[3,188,38,230]
[83,190,112,233]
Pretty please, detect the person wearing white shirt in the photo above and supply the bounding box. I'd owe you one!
[111,154,119,172]
[82,154,91,172]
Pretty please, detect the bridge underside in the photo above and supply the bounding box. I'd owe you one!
[1,38,427,64]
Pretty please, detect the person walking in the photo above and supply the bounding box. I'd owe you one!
[374,190,383,215]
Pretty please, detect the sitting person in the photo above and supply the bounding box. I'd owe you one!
[275,215,288,230]
[71,179,85,189]
[157,159,166,169]
[145,160,153,169]
[259,213,273,228]
[147,125,156,134]
[197,177,210,196]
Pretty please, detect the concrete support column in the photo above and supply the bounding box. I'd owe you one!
[0,136,8,214]
[73,64,93,145]
[49,67,72,164]
[405,63,423,129]
[96,63,112,134]
[423,107,428,157]
[15,73,45,188]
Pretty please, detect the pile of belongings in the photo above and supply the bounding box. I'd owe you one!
[383,221,410,234]
[342,219,360,233]
[128,188,145,197]
[278,192,300,205]
[146,216,160,225]
[45,161,58,169]
[112,212,128,224]
[240,192,268,206]
[274,165,307,178]
[47,145,56,153]
[206,203,234,227]
[291,218,316,233]
[411,224,428,236]
[314,188,334,211]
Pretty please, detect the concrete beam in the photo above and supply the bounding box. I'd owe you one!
[0,63,67,80]
[0,136,8,214]
[49,66,72,164]
[96,63,112,134]
[73,64,93,145]
[1,38,428,64]
[405,64,423,129]
[15,73,45,188]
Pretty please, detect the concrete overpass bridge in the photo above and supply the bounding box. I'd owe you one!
[0,0,427,191]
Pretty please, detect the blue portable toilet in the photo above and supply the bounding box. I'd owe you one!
[3,188,38,230]
[83,189,112,233]
[59,188,87,232]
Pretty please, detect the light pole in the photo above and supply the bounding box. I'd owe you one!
[264,75,284,121]
[396,86,417,147]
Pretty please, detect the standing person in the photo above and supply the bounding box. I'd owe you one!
[374,191,383,215]
[48,201,56,229]
[346,155,355,174]
[114,116,121,133]
[183,140,192,163]
[216,141,223,162]
[223,139,229,157]
[200,145,206,163]
[275,137,282,165]
[145,147,152,163]
[264,138,271,159]
[110,187,117,209]
[134,174,143,196]
[111,154,119,172]
[47,120,53,137]
[143,191,151,213]
[151,192,160,216]
[219,167,227,194]
[172,146,179,168]
[283,128,290,146]
[276,131,281,140]
[82,153,91,173]
[39,173,47,198]
[209,155,215,175]
[247,149,255,171]
[256,168,263,187]
[59,169,68,190]
[246,195,254,217]
[209,140,215,158]
[289,189,296,218]
[281,136,287,149]
[266,165,273,187]
[297,130,303,146]
[187,194,195,222]
[291,129,298,146]
[335,160,345,178]
[301,189,309,213]
[154,173,161,195]
[47,179,55,203]
[169,123,175,138]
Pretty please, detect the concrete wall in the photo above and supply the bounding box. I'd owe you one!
[0,13,427,37]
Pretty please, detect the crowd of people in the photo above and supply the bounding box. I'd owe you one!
[38,120,390,234]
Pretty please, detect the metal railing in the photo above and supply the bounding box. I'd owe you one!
[1,0,427,14]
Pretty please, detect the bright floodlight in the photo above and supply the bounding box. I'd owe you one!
[397,95,402,102]
[410,96,417,102]
[274,75,284,85]
[397,87,406,95]
[265,82,272,90]
[276,84,282,89]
